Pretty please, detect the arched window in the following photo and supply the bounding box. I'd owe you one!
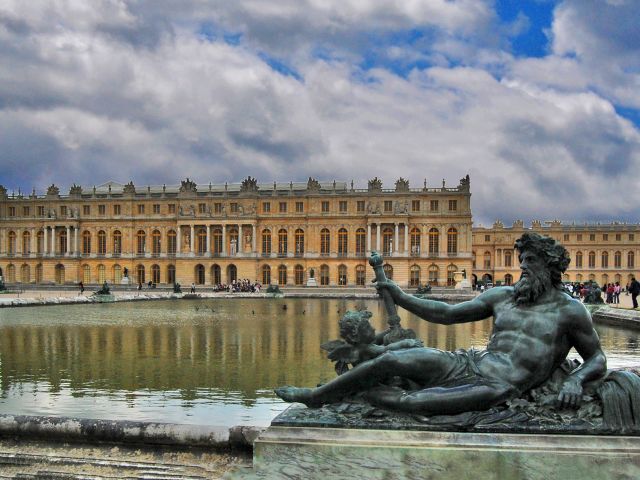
[575,251,583,268]
[35,264,43,283]
[152,230,161,256]
[167,265,176,284]
[355,265,366,286]
[229,228,239,256]
[97,264,106,283]
[167,230,176,255]
[59,229,67,254]
[338,228,348,256]
[382,227,393,255]
[383,263,393,280]
[262,229,272,256]
[320,228,330,255]
[262,264,271,285]
[576,273,583,282]
[37,231,44,254]
[484,251,491,269]
[614,251,622,268]
[278,229,288,257]
[6,264,15,282]
[410,228,420,256]
[22,231,31,255]
[278,264,287,285]
[195,264,205,284]
[97,230,106,255]
[136,264,145,284]
[601,251,609,268]
[602,273,609,286]
[410,265,420,287]
[227,264,237,283]
[212,228,222,255]
[447,264,457,286]
[294,265,304,285]
[338,264,347,286]
[136,230,146,255]
[82,231,91,255]
[428,264,439,285]
[447,228,458,255]
[295,229,305,256]
[504,273,513,285]
[20,264,30,283]
[83,264,91,284]
[211,264,221,285]
[151,264,160,284]
[588,251,596,269]
[428,228,439,256]
[54,264,64,284]
[320,264,330,286]
[628,251,635,268]
[113,264,122,284]
[504,250,512,267]
[355,228,366,256]
[196,228,207,255]
[7,231,16,255]
[113,230,122,256]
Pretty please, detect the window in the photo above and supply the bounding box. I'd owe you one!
[195,264,205,284]
[167,265,176,285]
[505,250,512,267]
[262,229,272,255]
[575,251,583,268]
[357,201,365,212]
[37,206,45,216]
[278,229,287,256]
[630,234,635,241]
[167,230,176,254]
[382,227,393,255]
[355,228,366,256]
[113,231,122,255]
[211,264,221,285]
[262,202,271,213]
[588,251,596,269]
[22,231,30,254]
[82,231,91,254]
[83,205,91,215]
[137,204,145,214]
[98,204,106,215]
[214,203,222,214]
[339,201,347,212]
[8,206,15,217]
[230,203,238,213]
[384,201,392,212]
[320,228,330,255]
[603,234,608,241]
[212,228,222,255]
[320,265,329,286]
[261,265,271,285]
[152,264,160,284]
[294,265,304,285]
[338,228,348,256]
[615,251,622,268]
[447,228,458,255]
[429,228,439,256]
[338,264,347,286]
[602,251,609,268]
[484,251,491,269]
[447,265,457,286]
[198,203,206,214]
[113,204,121,215]
[616,234,621,241]
[411,200,420,212]
[152,230,161,255]
[410,265,421,287]
[278,265,287,285]
[356,265,366,286]
[430,200,439,211]
[295,202,304,213]
[153,204,160,214]
[383,264,393,280]
[136,265,145,284]
[23,206,29,216]
[136,230,146,255]
[628,251,635,268]
[564,234,570,242]
[321,201,329,213]
[168,204,175,214]
[577,234,583,241]
[449,200,457,211]
[589,234,595,241]
[97,231,106,255]
[410,227,420,255]
[60,206,67,216]
[279,202,287,213]
[295,229,304,255]
[484,235,490,242]
[429,264,439,286]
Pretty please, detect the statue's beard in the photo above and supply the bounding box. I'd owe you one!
[513,270,551,305]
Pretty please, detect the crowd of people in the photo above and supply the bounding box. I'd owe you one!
[211,279,262,293]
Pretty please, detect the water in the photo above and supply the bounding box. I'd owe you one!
[0,298,637,427]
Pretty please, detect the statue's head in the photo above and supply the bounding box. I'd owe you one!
[513,232,570,304]
[339,310,376,345]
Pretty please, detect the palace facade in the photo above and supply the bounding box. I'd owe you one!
[0,177,473,288]
[473,220,640,287]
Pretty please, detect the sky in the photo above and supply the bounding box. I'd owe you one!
[0,0,639,226]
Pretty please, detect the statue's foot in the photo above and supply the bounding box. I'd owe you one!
[274,386,322,408]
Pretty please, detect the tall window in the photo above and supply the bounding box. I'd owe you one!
[338,228,348,256]
[614,251,622,268]
[382,227,393,255]
[20,264,30,283]
[97,230,106,255]
[195,264,205,284]
[7,231,15,254]
[278,229,288,257]
[429,264,439,285]
[356,265,366,286]
[484,251,491,269]
[262,265,271,285]
[338,264,347,286]
[152,264,160,284]
[82,231,91,255]
[629,251,635,268]
[152,230,161,256]
[212,228,222,255]
[211,264,221,284]
[113,264,122,284]
[588,251,596,269]
[227,264,237,283]
[447,228,458,255]
[37,231,44,254]
[196,228,207,254]
[429,228,439,256]
[6,264,15,282]
[278,265,287,285]
[575,251,583,268]
[97,264,106,283]
[295,229,304,256]
[229,228,239,255]
[320,228,330,255]
[601,251,609,269]
[355,228,366,256]
[320,264,330,286]
[167,265,176,284]
[59,230,67,254]
[113,230,122,255]
[167,230,176,255]
[136,230,146,255]
[383,263,393,280]
[504,250,512,267]
[447,264,457,286]
[410,228,420,255]
[83,264,91,284]
[22,231,31,254]
[294,265,304,285]
[262,229,272,256]
[410,265,420,287]
[136,264,145,284]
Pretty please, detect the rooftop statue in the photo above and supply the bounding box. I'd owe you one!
[276,233,640,432]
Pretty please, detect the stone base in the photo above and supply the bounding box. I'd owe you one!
[235,424,640,479]
[120,277,130,285]
[306,278,318,287]
[455,278,472,290]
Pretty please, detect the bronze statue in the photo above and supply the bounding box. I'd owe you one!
[276,233,607,416]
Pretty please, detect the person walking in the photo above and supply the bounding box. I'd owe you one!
[629,277,640,309]
[79,281,84,294]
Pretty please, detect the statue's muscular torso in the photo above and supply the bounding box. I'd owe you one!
[477,287,586,391]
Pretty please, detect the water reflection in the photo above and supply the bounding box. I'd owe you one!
[0,299,637,426]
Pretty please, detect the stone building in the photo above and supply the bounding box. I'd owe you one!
[0,176,473,288]
[472,220,640,287]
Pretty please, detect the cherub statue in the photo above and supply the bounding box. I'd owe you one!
[321,310,423,375]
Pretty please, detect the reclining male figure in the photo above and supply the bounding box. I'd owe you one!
[276,233,607,415]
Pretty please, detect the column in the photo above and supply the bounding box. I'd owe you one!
[376,224,381,252]
[177,226,181,255]
[189,225,194,254]
[66,226,71,255]
[74,227,79,256]
[44,227,49,255]
[51,227,56,256]
[30,228,35,255]
[394,223,399,256]
[222,224,227,256]
[252,224,257,253]
[367,224,371,252]
[206,225,211,254]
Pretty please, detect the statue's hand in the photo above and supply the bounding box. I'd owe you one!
[557,378,583,409]
[374,279,402,302]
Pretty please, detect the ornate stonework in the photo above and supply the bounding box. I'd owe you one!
[394,177,409,192]
[46,184,60,197]
[179,178,197,194]
[123,182,136,194]
[240,176,258,193]
[306,177,321,193]
[368,177,382,192]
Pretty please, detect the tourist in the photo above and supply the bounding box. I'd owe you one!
[614,282,621,304]
[190,282,196,293]
[606,283,614,304]
[79,281,84,294]
[629,277,640,308]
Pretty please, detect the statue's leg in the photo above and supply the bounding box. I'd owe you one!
[366,381,515,415]
[275,348,456,407]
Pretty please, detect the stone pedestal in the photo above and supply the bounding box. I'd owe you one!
[454,271,472,290]
[306,278,318,287]
[120,277,130,285]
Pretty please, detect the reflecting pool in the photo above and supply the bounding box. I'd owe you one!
[0,298,637,427]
